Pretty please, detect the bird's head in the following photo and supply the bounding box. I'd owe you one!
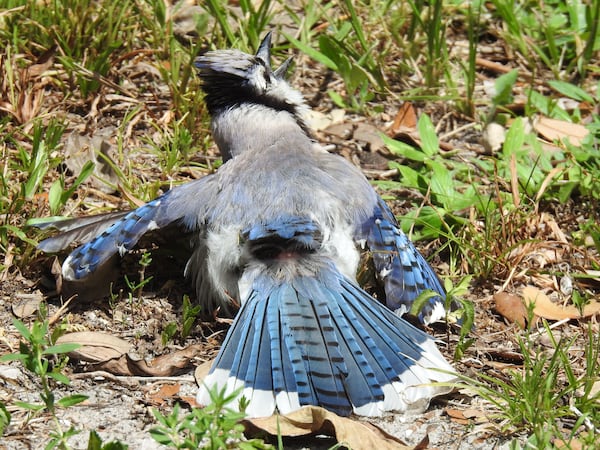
[194,33,306,118]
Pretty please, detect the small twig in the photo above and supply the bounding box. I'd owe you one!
[569,401,599,433]
[48,294,77,326]
[70,370,196,384]
[528,318,571,339]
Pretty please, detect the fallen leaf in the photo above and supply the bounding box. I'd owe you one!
[147,383,180,406]
[179,396,199,408]
[56,332,132,362]
[390,102,417,135]
[63,128,119,194]
[11,291,43,318]
[243,406,411,450]
[194,359,213,386]
[554,438,584,450]
[305,109,345,131]
[534,116,589,147]
[94,344,204,376]
[522,286,600,320]
[493,291,529,328]
[353,123,385,151]
[446,408,469,425]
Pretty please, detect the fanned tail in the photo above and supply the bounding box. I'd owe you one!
[197,264,455,418]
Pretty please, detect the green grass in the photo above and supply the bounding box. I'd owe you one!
[0,0,599,447]
[461,322,600,448]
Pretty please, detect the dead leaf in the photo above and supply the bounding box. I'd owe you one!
[305,109,345,131]
[534,116,589,147]
[11,291,43,318]
[194,359,213,386]
[179,396,199,408]
[390,102,417,135]
[94,344,204,376]
[57,332,132,362]
[554,438,584,450]
[243,405,411,450]
[522,286,600,320]
[353,123,385,151]
[446,408,470,425]
[63,128,119,194]
[493,291,530,328]
[147,383,180,406]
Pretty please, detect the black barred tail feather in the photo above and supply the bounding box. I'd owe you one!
[197,263,456,418]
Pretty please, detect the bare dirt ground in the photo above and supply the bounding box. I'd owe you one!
[1,10,599,450]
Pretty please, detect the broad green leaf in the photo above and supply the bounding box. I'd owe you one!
[48,371,71,385]
[417,114,439,157]
[493,69,518,106]
[502,117,525,156]
[43,343,80,355]
[382,134,426,162]
[547,80,594,103]
[428,159,454,209]
[394,164,423,190]
[57,394,88,408]
[0,353,27,362]
[14,400,44,412]
[48,180,63,215]
[409,289,442,317]
[11,318,32,340]
[0,402,10,436]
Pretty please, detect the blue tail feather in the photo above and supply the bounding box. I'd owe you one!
[197,261,455,417]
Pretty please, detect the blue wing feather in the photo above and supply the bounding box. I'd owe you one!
[360,197,446,323]
[55,176,217,281]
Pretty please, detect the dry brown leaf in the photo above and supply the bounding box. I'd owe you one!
[535,116,589,147]
[147,383,180,406]
[390,101,417,135]
[180,396,200,408]
[446,408,469,425]
[446,408,489,426]
[63,129,119,194]
[11,291,43,318]
[353,123,385,151]
[194,359,213,387]
[522,286,600,320]
[57,332,132,362]
[243,405,411,450]
[554,438,584,450]
[95,344,204,376]
[493,291,530,328]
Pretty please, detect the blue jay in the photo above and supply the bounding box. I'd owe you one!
[37,33,455,417]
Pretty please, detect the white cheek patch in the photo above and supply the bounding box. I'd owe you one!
[247,65,268,93]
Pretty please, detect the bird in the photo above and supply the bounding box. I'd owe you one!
[36,33,456,417]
